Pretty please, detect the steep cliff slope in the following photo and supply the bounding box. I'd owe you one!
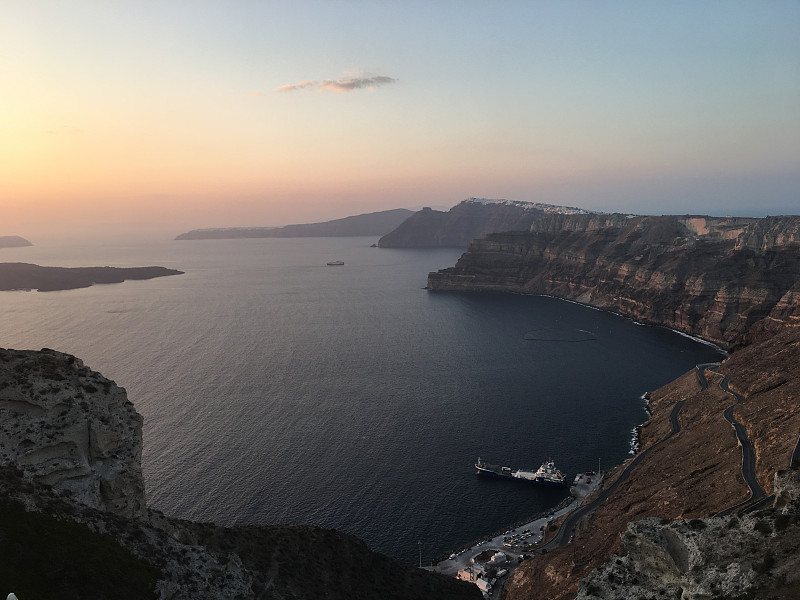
[0,348,480,600]
[377,198,590,248]
[428,213,800,349]
[502,324,800,600]
[574,470,800,600]
[0,348,146,518]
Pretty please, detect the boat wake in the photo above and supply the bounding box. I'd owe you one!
[523,328,597,342]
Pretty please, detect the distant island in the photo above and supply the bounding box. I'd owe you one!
[175,208,414,240]
[0,263,184,292]
[0,236,33,248]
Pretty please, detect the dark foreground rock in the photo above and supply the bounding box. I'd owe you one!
[0,348,480,600]
[0,263,184,291]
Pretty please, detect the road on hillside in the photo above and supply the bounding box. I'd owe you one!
[542,400,686,550]
[543,362,772,552]
[695,362,720,391]
[714,373,767,516]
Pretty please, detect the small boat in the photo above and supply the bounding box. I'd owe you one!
[326,260,345,266]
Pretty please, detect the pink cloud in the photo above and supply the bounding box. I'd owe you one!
[274,80,319,93]
[274,74,396,94]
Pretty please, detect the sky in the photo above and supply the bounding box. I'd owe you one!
[2,1,799,240]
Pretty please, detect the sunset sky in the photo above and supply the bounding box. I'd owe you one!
[2,1,799,240]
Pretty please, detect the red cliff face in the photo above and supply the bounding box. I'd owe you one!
[428,214,800,349]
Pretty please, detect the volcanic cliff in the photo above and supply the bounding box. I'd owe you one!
[428,213,800,349]
[377,198,590,248]
[0,348,480,600]
[423,210,800,599]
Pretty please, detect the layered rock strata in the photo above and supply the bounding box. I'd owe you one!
[0,348,146,518]
[0,347,479,600]
[428,214,800,349]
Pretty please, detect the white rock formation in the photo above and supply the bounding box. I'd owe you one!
[0,348,145,518]
[575,470,800,599]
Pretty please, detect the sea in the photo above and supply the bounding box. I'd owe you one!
[0,236,725,564]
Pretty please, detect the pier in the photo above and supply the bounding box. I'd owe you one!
[432,471,602,598]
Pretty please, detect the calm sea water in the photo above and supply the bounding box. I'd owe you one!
[0,237,724,564]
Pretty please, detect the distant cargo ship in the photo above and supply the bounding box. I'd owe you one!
[326,260,345,266]
[475,457,565,486]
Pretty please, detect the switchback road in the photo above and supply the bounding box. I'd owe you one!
[542,400,686,550]
[715,373,767,516]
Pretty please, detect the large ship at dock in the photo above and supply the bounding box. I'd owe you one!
[475,457,566,486]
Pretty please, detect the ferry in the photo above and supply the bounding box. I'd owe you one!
[529,458,566,486]
[475,457,565,486]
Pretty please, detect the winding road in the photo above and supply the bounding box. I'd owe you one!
[542,399,687,550]
[791,431,800,469]
[695,362,720,391]
[542,361,780,552]
[714,373,769,516]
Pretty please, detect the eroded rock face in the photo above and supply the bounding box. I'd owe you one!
[428,214,800,349]
[575,470,800,600]
[0,348,145,518]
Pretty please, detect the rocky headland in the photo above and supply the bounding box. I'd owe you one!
[175,208,414,240]
[0,263,184,292]
[377,198,590,248]
[428,213,800,349]
[423,210,800,599]
[0,348,480,599]
[0,236,33,248]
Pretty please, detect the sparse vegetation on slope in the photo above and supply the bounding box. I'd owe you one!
[0,493,160,599]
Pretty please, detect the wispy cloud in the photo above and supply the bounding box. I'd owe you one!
[274,80,319,93]
[274,73,396,94]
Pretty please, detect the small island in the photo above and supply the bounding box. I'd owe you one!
[0,235,33,248]
[0,263,184,292]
